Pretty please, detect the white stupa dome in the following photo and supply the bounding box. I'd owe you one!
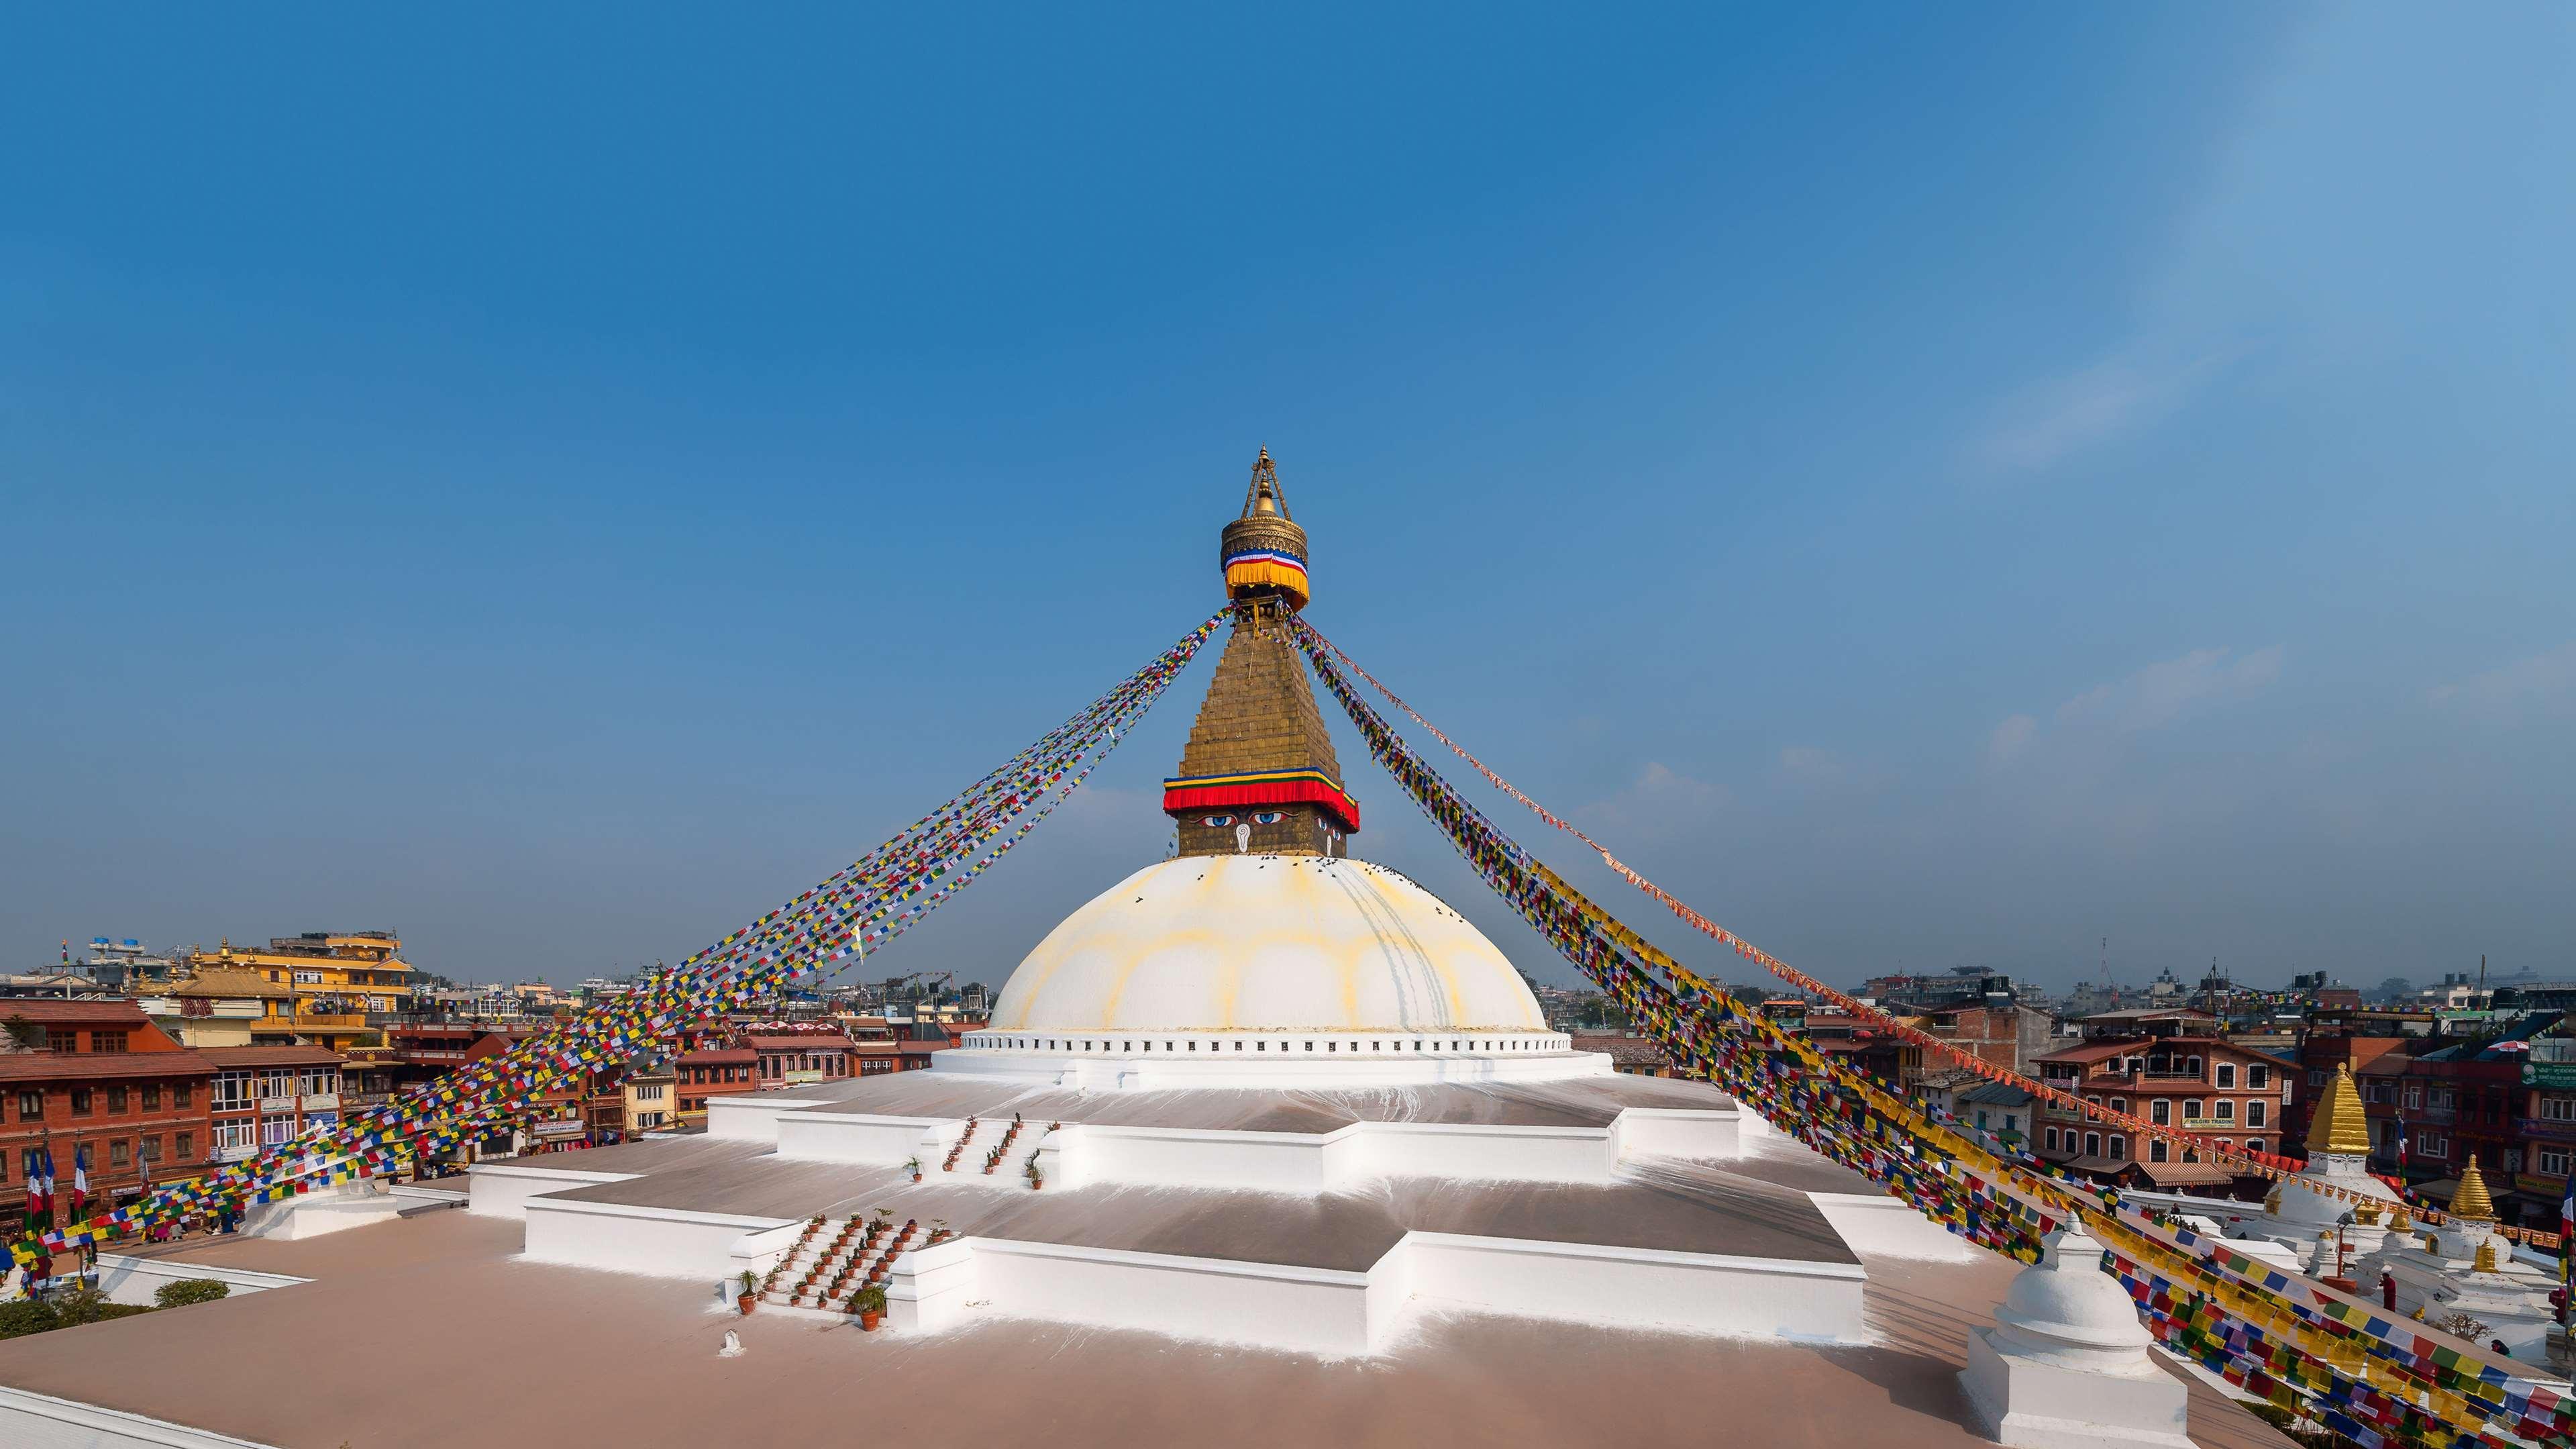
[990,856,1547,1034]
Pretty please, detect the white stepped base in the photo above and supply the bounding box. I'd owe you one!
[1960,1326,2194,1449]
[884,1231,1867,1355]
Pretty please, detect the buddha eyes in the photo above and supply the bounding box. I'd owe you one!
[1252,811,1285,825]
[1202,815,1235,828]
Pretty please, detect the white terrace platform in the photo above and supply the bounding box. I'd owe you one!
[467,1070,1965,1356]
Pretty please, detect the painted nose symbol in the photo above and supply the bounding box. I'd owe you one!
[1235,823,1251,853]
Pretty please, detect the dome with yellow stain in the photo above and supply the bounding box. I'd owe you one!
[990,856,1549,1034]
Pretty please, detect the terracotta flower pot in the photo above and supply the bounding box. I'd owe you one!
[738,1294,756,1315]
[860,1309,884,1331]
[911,1172,922,1183]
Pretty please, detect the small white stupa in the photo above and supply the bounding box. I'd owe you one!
[2267,1062,2404,1236]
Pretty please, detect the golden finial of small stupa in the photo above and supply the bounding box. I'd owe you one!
[2263,1184,2284,1214]
[2472,1238,2501,1273]
[2391,1206,2413,1232]
[2451,1158,2497,1223]
[2354,1200,2381,1226]
[2306,1061,2373,1156]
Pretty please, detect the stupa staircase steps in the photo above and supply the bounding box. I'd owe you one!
[764,1216,925,1311]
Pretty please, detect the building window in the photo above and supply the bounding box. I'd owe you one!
[214,1072,253,1110]
[174,1082,192,1109]
[2184,1099,2204,1122]
[70,1088,93,1117]
[19,1147,39,1181]
[142,1084,160,1111]
[2544,1097,2576,1123]
[141,1136,161,1164]
[2084,1132,2102,1156]
[15,1090,40,1120]
[95,1030,127,1053]
[176,1131,195,1162]
[212,1120,254,1154]
[2247,1100,2268,1128]
[260,1113,295,1146]
[2044,1128,2059,1151]
[2542,1148,2573,1177]
[2108,1136,2126,1160]
[107,1085,128,1114]
[2214,1100,2234,1122]
[47,1030,77,1054]
[109,1140,129,1168]
[2110,1097,2126,1115]
[2216,1063,2236,1089]
[2149,1138,2169,1162]
[2249,1064,2269,1089]
[2151,1099,2170,1126]
[2246,1138,2263,1154]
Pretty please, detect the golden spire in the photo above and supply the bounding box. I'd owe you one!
[1220,448,1311,612]
[2306,1061,2372,1156]
[2451,1158,2497,1223]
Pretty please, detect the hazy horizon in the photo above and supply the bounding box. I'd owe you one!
[6,6,2569,997]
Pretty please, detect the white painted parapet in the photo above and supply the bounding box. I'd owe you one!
[240,1181,405,1241]
[1609,1107,1741,1162]
[873,1228,1867,1354]
[521,1195,792,1282]
[467,1161,638,1219]
[705,1093,835,1141]
[93,1254,309,1308]
[1809,1192,1981,1263]
[1961,1228,2192,1449]
[772,1111,949,1165]
[886,1236,979,1334]
[0,1385,283,1449]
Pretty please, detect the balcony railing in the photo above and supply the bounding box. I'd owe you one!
[2518,1115,2576,1144]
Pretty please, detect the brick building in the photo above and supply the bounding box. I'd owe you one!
[675,1047,759,1123]
[2032,1029,2291,1191]
[199,1044,346,1166]
[0,1000,214,1232]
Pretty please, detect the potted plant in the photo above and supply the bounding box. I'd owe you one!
[1025,1159,1044,1191]
[737,1269,758,1315]
[852,1282,888,1331]
[905,1156,923,1183]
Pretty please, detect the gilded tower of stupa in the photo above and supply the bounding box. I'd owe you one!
[1159,450,1361,859]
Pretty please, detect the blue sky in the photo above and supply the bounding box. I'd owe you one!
[5,5,2569,993]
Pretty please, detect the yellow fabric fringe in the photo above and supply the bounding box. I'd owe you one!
[1225,558,1310,605]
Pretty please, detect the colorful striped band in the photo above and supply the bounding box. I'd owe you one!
[1162,768,1359,832]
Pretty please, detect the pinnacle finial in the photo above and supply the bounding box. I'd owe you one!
[1241,448,1290,521]
[2452,1157,2497,1223]
[2306,1060,2373,1157]
[1221,448,1310,611]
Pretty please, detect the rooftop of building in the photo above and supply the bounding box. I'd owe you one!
[166,968,299,999]
[0,1048,215,1083]
[197,1044,348,1068]
[0,998,155,1023]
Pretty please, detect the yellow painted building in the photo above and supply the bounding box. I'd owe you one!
[186,932,417,1052]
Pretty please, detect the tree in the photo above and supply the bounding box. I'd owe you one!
[1,1015,39,1050]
